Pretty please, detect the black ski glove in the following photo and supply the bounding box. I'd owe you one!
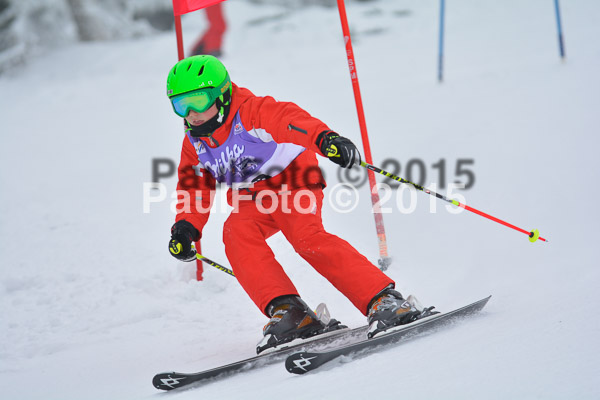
[169,220,200,262]
[316,131,361,169]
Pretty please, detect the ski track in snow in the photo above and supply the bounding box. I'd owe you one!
[1,0,599,399]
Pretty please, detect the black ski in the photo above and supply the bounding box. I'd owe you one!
[285,296,491,374]
[152,324,369,390]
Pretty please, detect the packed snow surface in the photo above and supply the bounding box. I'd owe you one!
[1,0,599,399]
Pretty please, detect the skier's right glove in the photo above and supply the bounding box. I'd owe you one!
[316,131,361,169]
[169,220,200,262]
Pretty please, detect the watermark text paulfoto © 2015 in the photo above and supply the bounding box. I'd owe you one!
[150,157,476,191]
[143,182,469,215]
[143,158,475,215]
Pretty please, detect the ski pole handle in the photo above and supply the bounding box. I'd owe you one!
[169,238,197,262]
[360,161,548,243]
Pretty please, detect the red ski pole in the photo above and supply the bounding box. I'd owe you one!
[361,161,548,243]
[337,0,392,269]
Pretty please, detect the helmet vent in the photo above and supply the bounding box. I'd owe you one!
[198,65,205,76]
[186,63,192,71]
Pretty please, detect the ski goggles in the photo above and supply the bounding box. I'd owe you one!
[169,79,231,118]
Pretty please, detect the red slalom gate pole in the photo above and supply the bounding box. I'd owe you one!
[174,15,185,61]
[336,0,391,270]
[173,10,203,279]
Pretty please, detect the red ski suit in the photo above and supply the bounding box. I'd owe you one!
[175,84,393,316]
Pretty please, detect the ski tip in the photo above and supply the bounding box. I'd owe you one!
[478,295,492,309]
[464,295,492,314]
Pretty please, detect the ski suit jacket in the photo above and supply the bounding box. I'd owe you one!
[174,83,332,236]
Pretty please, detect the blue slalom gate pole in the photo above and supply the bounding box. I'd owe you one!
[438,0,445,82]
[554,0,566,59]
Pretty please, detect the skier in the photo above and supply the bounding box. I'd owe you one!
[166,55,423,353]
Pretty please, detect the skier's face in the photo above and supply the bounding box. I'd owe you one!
[185,104,218,126]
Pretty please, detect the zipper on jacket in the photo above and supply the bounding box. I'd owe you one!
[288,124,307,135]
[207,136,220,147]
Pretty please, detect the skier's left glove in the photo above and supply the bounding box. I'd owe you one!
[316,131,361,169]
[169,220,200,262]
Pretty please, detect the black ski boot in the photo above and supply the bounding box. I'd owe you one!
[256,296,346,354]
[367,287,426,338]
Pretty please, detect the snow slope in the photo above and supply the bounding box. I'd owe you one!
[1,0,599,399]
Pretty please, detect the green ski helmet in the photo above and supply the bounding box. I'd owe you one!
[166,55,233,137]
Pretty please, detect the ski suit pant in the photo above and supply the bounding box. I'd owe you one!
[223,185,394,317]
[192,3,226,54]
